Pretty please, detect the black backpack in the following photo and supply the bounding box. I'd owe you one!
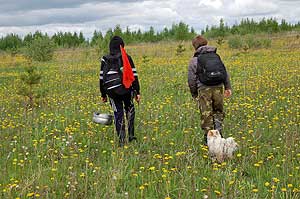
[102,54,130,97]
[197,52,227,86]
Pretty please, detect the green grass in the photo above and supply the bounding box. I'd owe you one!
[0,37,300,199]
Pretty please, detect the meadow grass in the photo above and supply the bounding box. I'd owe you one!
[0,36,299,199]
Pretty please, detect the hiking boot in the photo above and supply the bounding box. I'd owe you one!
[214,119,223,137]
[129,136,137,142]
[203,131,208,146]
[202,129,208,146]
[119,139,125,147]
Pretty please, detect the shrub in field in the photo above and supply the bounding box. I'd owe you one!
[228,35,272,50]
[176,43,186,55]
[260,38,272,48]
[244,35,271,48]
[244,35,262,48]
[142,55,150,64]
[16,65,47,108]
[228,36,244,49]
[216,37,225,46]
[25,36,55,61]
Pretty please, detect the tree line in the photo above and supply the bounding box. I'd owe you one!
[203,18,300,38]
[0,22,195,52]
[1,18,300,52]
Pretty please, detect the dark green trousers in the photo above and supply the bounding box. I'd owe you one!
[197,87,225,136]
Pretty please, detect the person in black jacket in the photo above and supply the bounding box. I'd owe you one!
[100,36,141,147]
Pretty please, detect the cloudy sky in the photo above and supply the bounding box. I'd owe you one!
[0,0,300,38]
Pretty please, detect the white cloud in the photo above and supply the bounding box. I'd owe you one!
[227,0,278,17]
[0,0,299,38]
[198,0,223,9]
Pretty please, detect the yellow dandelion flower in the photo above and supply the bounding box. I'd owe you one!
[252,189,258,193]
[162,168,168,173]
[139,185,145,190]
[27,192,35,197]
[281,187,287,192]
[148,166,155,171]
[170,168,177,171]
[214,190,221,195]
[273,178,280,183]
[265,182,270,187]
[293,188,299,193]
[271,185,276,189]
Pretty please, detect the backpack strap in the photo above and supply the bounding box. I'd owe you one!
[194,51,200,57]
[103,54,123,82]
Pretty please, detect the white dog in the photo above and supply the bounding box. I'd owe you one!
[207,130,238,163]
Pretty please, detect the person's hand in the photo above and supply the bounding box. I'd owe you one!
[102,97,108,103]
[224,89,232,98]
[135,94,141,104]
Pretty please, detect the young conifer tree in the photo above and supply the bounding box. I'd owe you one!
[17,65,46,109]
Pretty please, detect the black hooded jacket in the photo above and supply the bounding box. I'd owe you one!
[99,36,140,98]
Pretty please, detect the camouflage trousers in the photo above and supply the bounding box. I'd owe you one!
[196,87,225,134]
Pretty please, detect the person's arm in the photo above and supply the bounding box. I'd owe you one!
[224,68,232,98]
[188,57,198,98]
[99,57,107,102]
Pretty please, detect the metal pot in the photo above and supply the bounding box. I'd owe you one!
[93,112,113,125]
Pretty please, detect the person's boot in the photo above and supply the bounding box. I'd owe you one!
[129,136,137,142]
[214,119,223,137]
[119,139,125,147]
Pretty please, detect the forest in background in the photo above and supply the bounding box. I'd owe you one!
[1,18,300,53]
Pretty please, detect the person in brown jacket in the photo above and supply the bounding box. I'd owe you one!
[188,35,232,145]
